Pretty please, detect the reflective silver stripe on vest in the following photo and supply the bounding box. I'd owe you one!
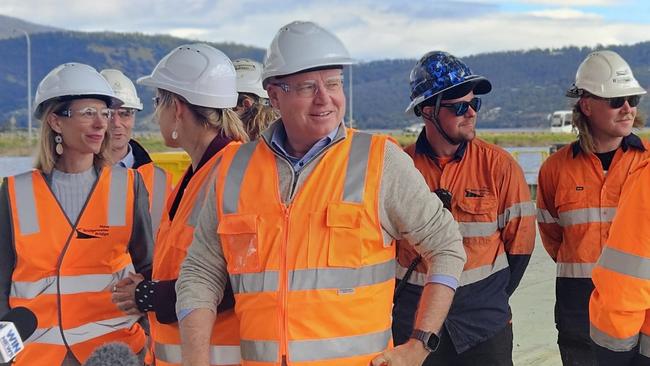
[598,246,650,280]
[27,314,138,346]
[241,339,278,363]
[223,142,258,214]
[459,252,509,287]
[458,221,498,237]
[289,328,391,362]
[151,166,168,234]
[498,201,535,229]
[154,342,241,365]
[13,172,39,235]
[290,259,395,291]
[230,271,279,294]
[343,132,372,203]
[640,333,650,358]
[590,323,638,352]
[536,208,558,224]
[556,262,595,278]
[108,167,128,226]
[395,262,428,286]
[188,158,221,228]
[10,264,135,299]
[558,207,617,227]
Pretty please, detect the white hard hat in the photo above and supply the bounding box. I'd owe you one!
[33,63,123,119]
[100,69,143,110]
[137,43,238,108]
[567,50,646,98]
[234,59,268,99]
[262,21,355,86]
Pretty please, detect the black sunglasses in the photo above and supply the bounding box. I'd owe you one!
[591,94,641,109]
[439,97,481,116]
[433,188,452,211]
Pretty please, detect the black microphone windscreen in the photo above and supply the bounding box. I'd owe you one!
[83,342,140,366]
[0,307,37,340]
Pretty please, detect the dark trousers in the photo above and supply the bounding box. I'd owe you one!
[558,331,597,366]
[422,323,513,366]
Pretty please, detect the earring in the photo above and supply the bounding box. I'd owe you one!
[54,134,63,155]
[171,129,178,140]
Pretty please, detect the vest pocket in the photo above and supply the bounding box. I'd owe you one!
[218,214,261,274]
[326,203,363,268]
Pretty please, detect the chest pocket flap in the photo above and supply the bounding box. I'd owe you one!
[326,203,362,268]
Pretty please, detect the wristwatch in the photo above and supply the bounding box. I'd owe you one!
[410,329,440,353]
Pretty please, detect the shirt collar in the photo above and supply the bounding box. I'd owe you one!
[270,121,341,162]
[414,129,468,162]
[571,133,646,158]
[116,143,134,168]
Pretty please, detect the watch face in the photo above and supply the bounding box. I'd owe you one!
[426,332,440,352]
[412,329,440,353]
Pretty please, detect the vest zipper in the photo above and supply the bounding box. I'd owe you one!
[280,206,291,362]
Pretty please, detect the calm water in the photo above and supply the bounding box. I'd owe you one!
[0,148,546,185]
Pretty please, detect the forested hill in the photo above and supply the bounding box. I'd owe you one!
[2,27,650,130]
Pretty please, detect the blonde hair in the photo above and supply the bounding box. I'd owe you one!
[573,98,645,154]
[158,89,249,142]
[239,94,279,140]
[35,99,112,174]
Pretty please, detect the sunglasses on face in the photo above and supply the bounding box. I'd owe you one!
[591,94,642,109]
[439,97,482,116]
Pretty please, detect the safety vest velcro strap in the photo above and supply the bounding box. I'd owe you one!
[536,208,558,224]
[598,247,650,280]
[558,207,617,227]
[556,262,595,278]
[11,264,135,298]
[289,328,391,362]
[590,323,639,352]
[241,339,278,363]
[458,221,498,237]
[498,201,536,229]
[154,342,241,365]
[27,314,139,346]
[459,252,509,287]
[640,333,650,358]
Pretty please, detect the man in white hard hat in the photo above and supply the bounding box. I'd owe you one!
[176,21,466,366]
[101,69,171,234]
[537,50,650,365]
[233,58,278,140]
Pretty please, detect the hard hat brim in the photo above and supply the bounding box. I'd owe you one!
[405,76,492,114]
[566,85,647,99]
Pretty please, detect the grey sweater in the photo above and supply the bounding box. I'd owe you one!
[176,122,466,315]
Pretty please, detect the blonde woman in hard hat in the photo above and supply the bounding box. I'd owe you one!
[0,63,154,366]
[101,69,172,236]
[233,59,278,140]
[536,50,650,366]
[111,43,248,366]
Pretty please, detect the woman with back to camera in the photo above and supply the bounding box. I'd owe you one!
[111,43,248,366]
[233,58,278,140]
[0,62,153,366]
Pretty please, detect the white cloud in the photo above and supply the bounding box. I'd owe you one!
[1,0,650,60]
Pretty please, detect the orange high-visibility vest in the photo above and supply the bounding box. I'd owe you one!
[590,158,650,358]
[6,167,145,365]
[137,162,172,235]
[150,151,240,366]
[215,130,395,366]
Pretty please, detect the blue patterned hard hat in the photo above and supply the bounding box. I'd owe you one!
[405,51,491,114]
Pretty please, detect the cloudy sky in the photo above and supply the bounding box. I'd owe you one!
[2,0,649,61]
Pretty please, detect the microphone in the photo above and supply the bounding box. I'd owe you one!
[83,342,140,366]
[0,307,38,363]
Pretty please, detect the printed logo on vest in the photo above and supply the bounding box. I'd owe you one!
[76,225,109,239]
